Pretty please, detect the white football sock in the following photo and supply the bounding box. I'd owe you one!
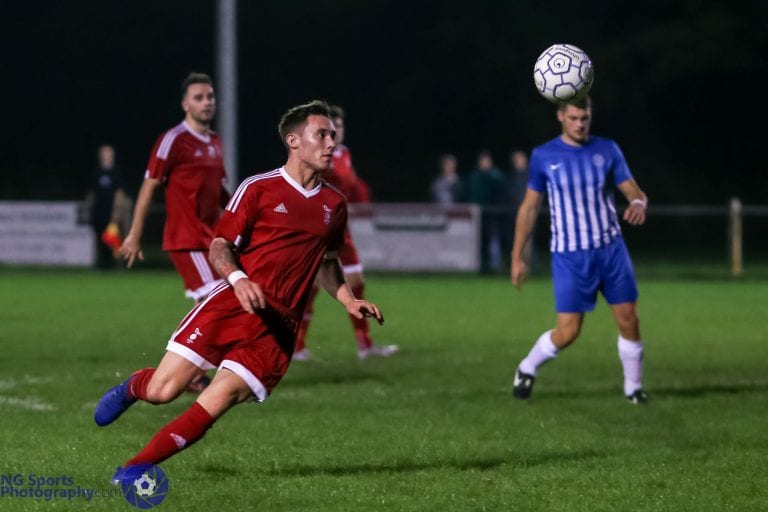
[518,330,559,376]
[618,336,644,395]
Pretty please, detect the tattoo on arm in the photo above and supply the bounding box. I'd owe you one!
[209,237,241,279]
[318,257,346,300]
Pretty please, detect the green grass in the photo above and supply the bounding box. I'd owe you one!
[0,268,767,511]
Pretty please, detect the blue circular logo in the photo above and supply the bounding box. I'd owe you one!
[118,464,169,509]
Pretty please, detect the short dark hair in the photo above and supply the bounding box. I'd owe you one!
[329,105,345,120]
[278,100,332,147]
[558,94,592,111]
[181,72,213,98]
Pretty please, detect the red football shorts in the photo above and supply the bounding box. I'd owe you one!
[166,282,298,401]
[338,227,362,274]
[167,250,224,301]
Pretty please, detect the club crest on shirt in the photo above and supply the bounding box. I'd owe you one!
[323,205,332,224]
[592,154,606,167]
[208,145,217,158]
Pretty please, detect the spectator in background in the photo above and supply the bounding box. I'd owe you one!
[430,153,463,205]
[503,149,533,269]
[86,144,127,270]
[467,150,505,273]
[507,150,529,213]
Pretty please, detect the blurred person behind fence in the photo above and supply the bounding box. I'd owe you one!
[86,144,127,270]
[430,153,463,206]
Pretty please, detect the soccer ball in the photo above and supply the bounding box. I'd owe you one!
[533,44,594,103]
[134,473,157,497]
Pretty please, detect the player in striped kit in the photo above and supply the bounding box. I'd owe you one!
[120,72,229,302]
[510,96,649,404]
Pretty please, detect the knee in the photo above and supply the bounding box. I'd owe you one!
[145,379,183,404]
[553,324,581,347]
[616,308,639,332]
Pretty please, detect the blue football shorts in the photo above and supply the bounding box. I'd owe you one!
[551,238,639,313]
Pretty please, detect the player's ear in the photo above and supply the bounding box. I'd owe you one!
[285,132,300,150]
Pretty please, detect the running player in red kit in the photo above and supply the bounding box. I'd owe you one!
[120,72,229,302]
[95,100,384,483]
[293,105,398,361]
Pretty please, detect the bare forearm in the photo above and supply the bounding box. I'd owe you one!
[618,179,647,203]
[110,189,127,223]
[317,257,355,307]
[209,237,242,279]
[512,204,538,261]
[127,179,159,238]
[617,179,648,226]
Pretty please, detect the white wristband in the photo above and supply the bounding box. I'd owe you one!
[630,198,647,209]
[227,270,248,287]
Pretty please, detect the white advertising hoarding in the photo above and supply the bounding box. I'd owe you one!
[0,202,95,266]
[348,203,480,272]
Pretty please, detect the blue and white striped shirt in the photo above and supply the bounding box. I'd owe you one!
[528,135,633,253]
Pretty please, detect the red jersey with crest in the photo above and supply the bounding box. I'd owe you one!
[217,167,347,316]
[145,121,227,251]
[324,144,370,203]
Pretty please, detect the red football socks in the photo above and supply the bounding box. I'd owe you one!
[295,286,320,352]
[128,368,156,401]
[350,284,372,350]
[125,402,215,466]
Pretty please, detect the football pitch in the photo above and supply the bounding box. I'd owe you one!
[1,267,766,511]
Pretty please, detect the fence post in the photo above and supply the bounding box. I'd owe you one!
[729,197,743,277]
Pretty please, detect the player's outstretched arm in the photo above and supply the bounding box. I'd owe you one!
[209,237,265,313]
[511,189,543,289]
[617,179,647,226]
[317,254,384,324]
[120,177,161,268]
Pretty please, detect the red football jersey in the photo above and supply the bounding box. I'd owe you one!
[217,168,347,316]
[324,144,370,203]
[145,121,227,251]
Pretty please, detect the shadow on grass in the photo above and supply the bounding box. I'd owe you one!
[652,381,768,398]
[537,380,768,400]
[283,370,390,387]
[260,449,602,478]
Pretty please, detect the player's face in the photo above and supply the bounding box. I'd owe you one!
[558,105,591,145]
[333,117,345,145]
[297,115,337,171]
[182,83,216,125]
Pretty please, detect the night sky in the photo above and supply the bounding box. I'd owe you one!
[3,1,767,204]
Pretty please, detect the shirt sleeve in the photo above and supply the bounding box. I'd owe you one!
[216,185,260,251]
[610,141,633,185]
[144,133,173,182]
[527,149,547,192]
